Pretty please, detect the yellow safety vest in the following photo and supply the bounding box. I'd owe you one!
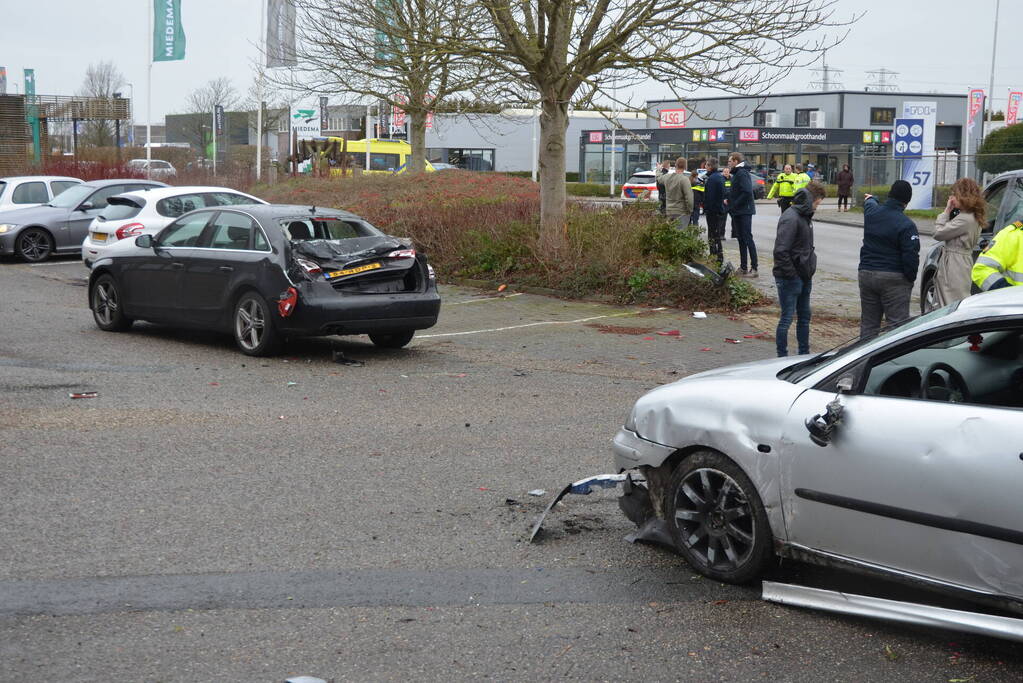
[768,172,796,198]
[972,221,1023,290]
[792,173,811,191]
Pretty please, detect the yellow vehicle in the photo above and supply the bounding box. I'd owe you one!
[324,138,435,175]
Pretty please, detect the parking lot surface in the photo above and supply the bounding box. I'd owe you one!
[1,259,1021,681]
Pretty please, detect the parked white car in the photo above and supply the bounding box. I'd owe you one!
[81,186,265,266]
[126,158,177,179]
[0,176,82,211]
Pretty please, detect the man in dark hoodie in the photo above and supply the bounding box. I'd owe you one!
[773,182,826,356]
[858,180,920,339]
[727,152,758,277]
[702,158,727,266]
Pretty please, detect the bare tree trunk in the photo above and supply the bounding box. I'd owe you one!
[408,111,427,173]
[538,96,569,252]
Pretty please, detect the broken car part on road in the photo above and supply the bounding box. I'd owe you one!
[762,581,1023,644]
[528,474,639,543]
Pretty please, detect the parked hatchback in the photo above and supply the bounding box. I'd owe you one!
[127,158,177,179]
[0,176,82,211]
[0,179,167,262]
[82,186,265,266]
[88,205,441,355]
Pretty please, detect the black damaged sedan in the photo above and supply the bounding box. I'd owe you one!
[88,204,441,355]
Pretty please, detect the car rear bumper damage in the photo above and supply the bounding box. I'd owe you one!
[280,287,441,336]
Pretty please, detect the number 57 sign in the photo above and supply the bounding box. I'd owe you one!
[659,108,687,129]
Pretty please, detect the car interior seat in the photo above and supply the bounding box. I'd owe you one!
[226,226,250,249]
[183,199,195,213]
[288,221,311,240]
[877,366,922,398]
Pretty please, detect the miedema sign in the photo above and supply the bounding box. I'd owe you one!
[153,0,186,62]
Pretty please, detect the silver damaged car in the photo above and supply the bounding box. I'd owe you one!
[614,286,1023,614]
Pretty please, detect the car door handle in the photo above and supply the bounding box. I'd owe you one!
[218,266,234,273]
[171,262,184,270]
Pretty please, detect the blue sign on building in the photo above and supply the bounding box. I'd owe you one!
[893,118,924,158]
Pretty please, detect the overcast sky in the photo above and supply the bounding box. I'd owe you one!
[1,0,1019,122]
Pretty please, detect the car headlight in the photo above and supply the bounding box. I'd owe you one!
[625,408,637,432]
[0,224,19,234]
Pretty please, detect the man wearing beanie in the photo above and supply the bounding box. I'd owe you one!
[857,179,920,338]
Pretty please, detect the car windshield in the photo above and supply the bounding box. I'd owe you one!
[48,183,96,208]
[780,302,961,383]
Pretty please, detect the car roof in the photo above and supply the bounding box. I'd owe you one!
[81,178,169,189]
[219,203,365,222]
[108,186,258,201]
[950,285,1023,317]
[0,175,82,183]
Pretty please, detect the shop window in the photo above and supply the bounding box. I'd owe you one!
[448,148,495,171]
[870,108,896,126]
[753,110,775,127]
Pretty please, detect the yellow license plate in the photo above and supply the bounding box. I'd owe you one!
[327,262,382,279]
[91,232,108,243]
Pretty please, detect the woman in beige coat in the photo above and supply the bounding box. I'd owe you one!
[933,178,986,307]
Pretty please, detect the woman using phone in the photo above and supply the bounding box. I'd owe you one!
[933,177,985,306]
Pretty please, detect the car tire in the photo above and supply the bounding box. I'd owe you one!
[369,330,415,348]
[665,450,773,584]
[920,273,938,315]
[91,274,133,332]
[233,292,281,356]
[15,227,54,263]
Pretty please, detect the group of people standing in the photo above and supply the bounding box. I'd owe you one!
[772,175,991,357]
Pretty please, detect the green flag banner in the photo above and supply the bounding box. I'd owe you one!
[153,0,186,62]
[24,68,40,162]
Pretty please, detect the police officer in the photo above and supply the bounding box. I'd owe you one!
[972,220,1023,291]
[689,160,706,227]
[767,163,797,212]
[792,164,811,192]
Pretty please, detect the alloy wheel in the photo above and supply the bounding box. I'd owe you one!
[18,229,51,262]
[235,298,266,352]
[93,280,117,326]
[672,467,756,572]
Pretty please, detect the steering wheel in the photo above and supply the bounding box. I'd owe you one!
[921,362,970,403]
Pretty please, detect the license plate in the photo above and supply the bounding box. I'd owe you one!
[91,232,108,243]
[325,262,382,279]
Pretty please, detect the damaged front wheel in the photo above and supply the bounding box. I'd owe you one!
[234,292,281,356]
[665,450,772,584]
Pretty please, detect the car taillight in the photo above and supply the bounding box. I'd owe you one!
[114,223,145,240]
[277,287,298,317]
[295,257,322,275]
[386,248,416,259]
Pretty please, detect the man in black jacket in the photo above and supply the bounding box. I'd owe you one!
[702,159,727,266]
[773,182,826,356]
[858,180,920,339]
[727,152,758,277]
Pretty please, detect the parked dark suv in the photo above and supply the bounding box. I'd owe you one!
[920,170,1023,313]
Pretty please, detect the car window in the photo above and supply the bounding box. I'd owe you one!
[204,212,256,250]
[159,212,213,247]
[206,192,257,206]
[84,185,131,210]
[157,193,209,217]
[860,325,1023,408]
[12,181,48,204]
[983,181,1008,231]
[153,161,171,169]
[253,226,269,251]
[626,175,655,185]
[1001,178,1023,228]
[369,153,401,171]
[282,218,381,240]
[50,180,79,196]
[97,200,143,222]
[0,181,6,199]
[48,183,95,208]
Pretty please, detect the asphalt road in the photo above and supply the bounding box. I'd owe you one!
[1,258,1019,682]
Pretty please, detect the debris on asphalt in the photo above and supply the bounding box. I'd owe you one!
[68,391,98,399]
[528,473,638,543]
[656,330,682,336]
[699,347,712,352]
[528,489,546,497]
[284,677,327,683]
[743,333,767,339]
[286,381,298,387]
[724,338,742,344]
[619,474,677,549]
[512,370,528,377]
[643,336,655,340]
[692,312,707,319]
[497,284,508,292]
[332,348,365,366]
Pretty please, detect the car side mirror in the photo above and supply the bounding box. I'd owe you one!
[135,234,154,249]
[77,201,94,212]
[805,375,854,447]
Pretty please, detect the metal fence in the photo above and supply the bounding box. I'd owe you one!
[851,153,1023,207]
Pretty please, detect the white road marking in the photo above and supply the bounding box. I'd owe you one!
[418,307,667,338]
[447,293,524,305]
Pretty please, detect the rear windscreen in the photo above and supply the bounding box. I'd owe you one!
[282,218,383,240]
[626,175,654,185]
[98,202,143,221]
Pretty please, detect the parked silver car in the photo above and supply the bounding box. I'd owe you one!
[0,175,82,211]
[0,179,166,262]
[126,158,177,179]
[614,287,1023,614]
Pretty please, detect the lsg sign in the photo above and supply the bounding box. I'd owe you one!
[659,109,687,128]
